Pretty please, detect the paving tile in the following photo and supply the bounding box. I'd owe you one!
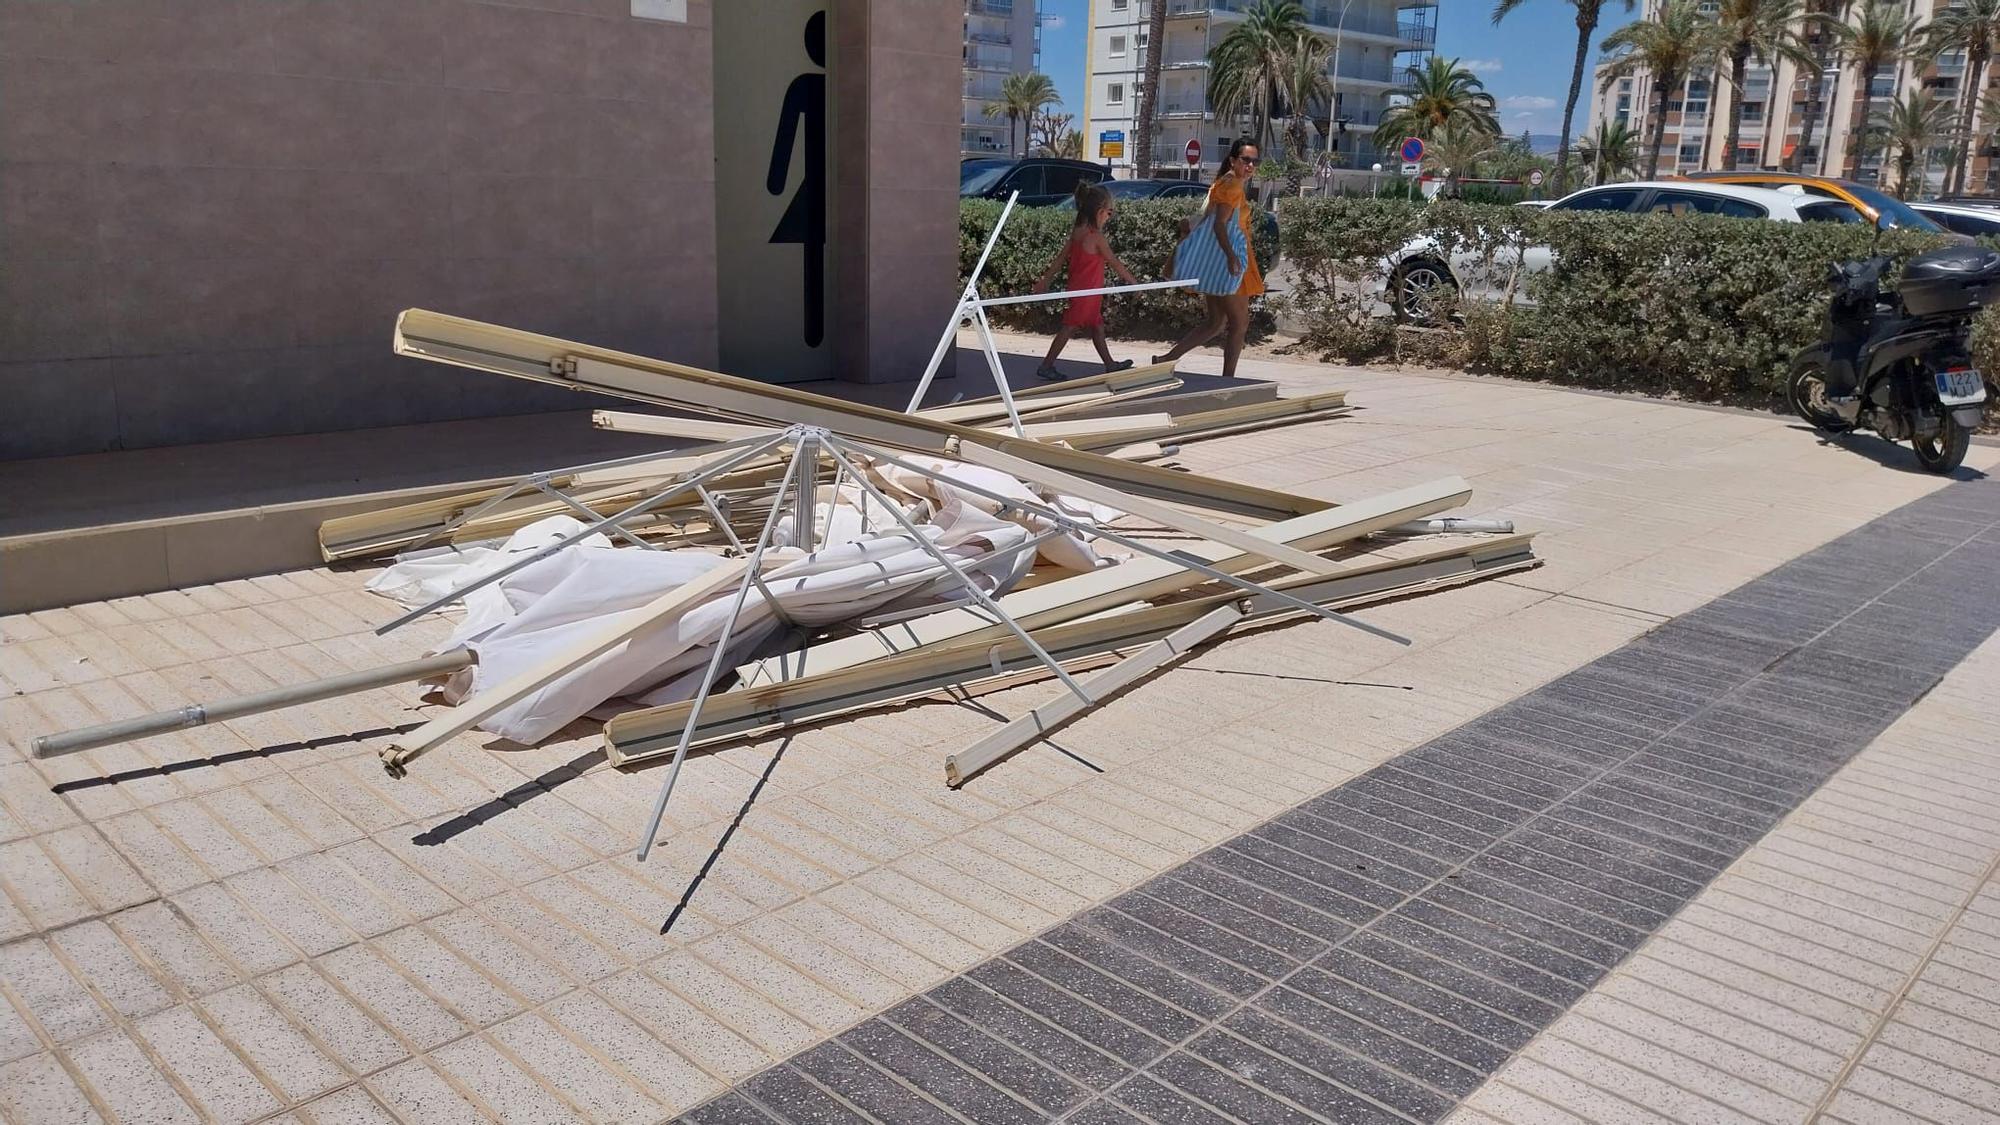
[646,952,817,1063]
[297,1084,404,1125]
[64,1028,203,1125]
[45,922,170,1026]
[0,839,96,930]
[0,1050,104,1124]
[316,944,469,1053]
[0,938,111,1044]
[368,1058,495,1122]
[260,963,409,1075]
[490,1010,670,1125]
[373,926,522,1029]
[134,1004,284,1125]
[199,982,345,1103]
[432,1034,580,1123]
[739,1065,871,1123]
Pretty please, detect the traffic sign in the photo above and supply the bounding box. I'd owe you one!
[1528,169,1544,187]
[1185,139,1202,166]
[1099,130,1125,159]
[1399,136,1425,163]
[1401,161,1421,177]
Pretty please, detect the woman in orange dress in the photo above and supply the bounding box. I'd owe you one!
[1156,137,1264,379]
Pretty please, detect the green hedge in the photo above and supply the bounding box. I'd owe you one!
[959,199,1281,335]
[1275,196,1993,405]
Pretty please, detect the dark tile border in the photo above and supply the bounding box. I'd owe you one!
[681,473,2000,1125]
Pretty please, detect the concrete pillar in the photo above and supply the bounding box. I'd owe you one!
[829,0,963,385]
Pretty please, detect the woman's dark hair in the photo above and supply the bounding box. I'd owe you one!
[1220,136,1258,184]
[1073,181,1112,229]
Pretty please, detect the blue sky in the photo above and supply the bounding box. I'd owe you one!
[1035,0,1613,140]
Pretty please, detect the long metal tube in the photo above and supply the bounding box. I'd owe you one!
[850,443,1410,646]
[31,650,476,759]
[823,436,1095,704]
[375,432,788,635]
[635,438,811,862]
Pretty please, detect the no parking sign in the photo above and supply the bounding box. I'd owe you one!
[1399,136,1425,163]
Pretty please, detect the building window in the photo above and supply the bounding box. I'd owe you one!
[1136,30,1148,48]
[1110,34,1127,57]
[1741,101,1764,123]
[1677,143,1703,166]
[1107,82,1125,105]
[1111,0,1129,8]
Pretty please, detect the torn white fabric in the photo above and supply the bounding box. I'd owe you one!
[364,458,1116,745]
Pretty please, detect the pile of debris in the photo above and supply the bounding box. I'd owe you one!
[34,309,1536,858]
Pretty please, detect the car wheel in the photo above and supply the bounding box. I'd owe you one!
[1390,259,1458,326]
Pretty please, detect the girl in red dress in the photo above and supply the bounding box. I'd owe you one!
[1033,182,1140,381]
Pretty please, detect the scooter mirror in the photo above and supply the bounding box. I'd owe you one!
[1876,212,1895,232]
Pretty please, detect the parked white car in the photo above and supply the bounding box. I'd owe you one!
[1910,200,2000,238]
[1381,181,1870,324]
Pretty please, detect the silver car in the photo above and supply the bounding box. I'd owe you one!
[1381,181,1870,324]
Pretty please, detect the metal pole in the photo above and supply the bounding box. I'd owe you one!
[852,443,1409,646]
[32,650,476,759]
[635,435,812,861]
[970,304,1029,438]
[823,436,1096,705]
[375,432,787,635]
[906,191,1020,413]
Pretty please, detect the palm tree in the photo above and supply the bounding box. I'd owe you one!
[1277,31,1334,192]
[1574,118,1641,182]
[982,72,1060,158]
[1923,0,2000,193]
[1134,0,1169,176]
[1491,0,1635,194]
[1867,89,1955,196]
[1711,0,1817,170]
[1424,122,1502,197]
[1372,56,1501,154]
[1208,0,1311,148]
[1599,0,1728,178]
[1786,0,1847,173]
[1829,0,1921,182]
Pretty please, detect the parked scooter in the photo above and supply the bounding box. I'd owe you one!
[1788,216,1994,474]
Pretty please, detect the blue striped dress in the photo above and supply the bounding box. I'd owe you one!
[1172,199,1250,296]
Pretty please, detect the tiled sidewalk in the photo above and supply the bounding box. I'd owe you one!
[1,354,1996,1124]
[679,465,2000,1125]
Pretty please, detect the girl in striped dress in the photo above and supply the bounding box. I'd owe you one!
[1159,137,1264,379]
[1033,182,1141,381]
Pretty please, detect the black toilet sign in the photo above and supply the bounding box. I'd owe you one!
[715,2,832,381]
[767,11,826,349]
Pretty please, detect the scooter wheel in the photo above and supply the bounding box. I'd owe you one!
[1912,413,1970,474]
[1787,359,1856,434]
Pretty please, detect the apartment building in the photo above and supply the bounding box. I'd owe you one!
[1083,0,1439,179]
[964,0,1043,155]
[1586,0,1984,195]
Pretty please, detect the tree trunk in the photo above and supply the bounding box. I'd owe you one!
[1846,66,1877,181]
[1555,7,1599,193]
[1724,44,1751,171]
[1135,0,1169,177]
[1790,16,1831,172]
[1647,71,1676,178]
[1950,47,1988,193]
[1899,148,1915,197]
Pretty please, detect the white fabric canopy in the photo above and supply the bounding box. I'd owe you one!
[366,453,1117,745]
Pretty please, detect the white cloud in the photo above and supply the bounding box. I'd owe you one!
[1461,58,1504,74]
[1503,95,1560,110]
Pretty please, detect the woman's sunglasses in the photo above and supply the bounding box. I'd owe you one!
[1237,155,1260,166]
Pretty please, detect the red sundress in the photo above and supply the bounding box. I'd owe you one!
[1061,233,1109,329]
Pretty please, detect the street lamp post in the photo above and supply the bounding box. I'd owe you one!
[1324,0,1359,171]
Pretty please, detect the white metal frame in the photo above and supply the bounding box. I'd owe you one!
[905,191,1196,436]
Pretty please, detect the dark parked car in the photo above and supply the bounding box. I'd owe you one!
[960,157,1110,206]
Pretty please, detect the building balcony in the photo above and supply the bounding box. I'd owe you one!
[1398,22,1435,47]
[1162,54,1208,69]
[966,0,1014,15]
[1166,0,1218,19]
[1160,103,1209,119]
[966,29,1011,46]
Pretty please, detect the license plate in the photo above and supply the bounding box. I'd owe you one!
[1936,368,1988,405]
